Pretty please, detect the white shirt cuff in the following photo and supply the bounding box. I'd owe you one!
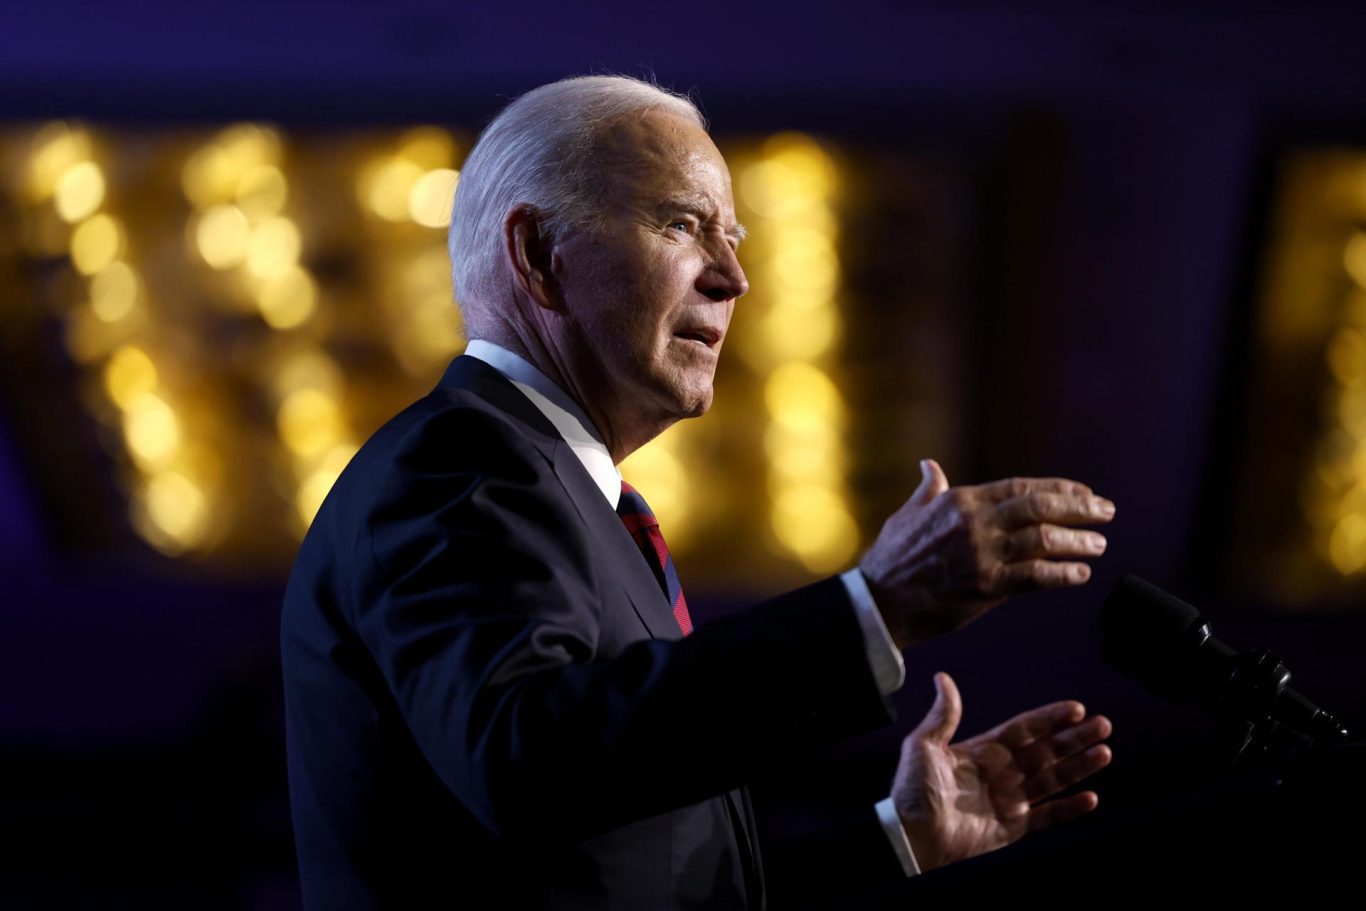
[875,796,922,877]
[840,567,905,696]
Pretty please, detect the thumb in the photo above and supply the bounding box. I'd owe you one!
[911,672,963,746]
[910,458,951,506]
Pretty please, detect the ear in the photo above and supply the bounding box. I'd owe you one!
[503,203,561,311]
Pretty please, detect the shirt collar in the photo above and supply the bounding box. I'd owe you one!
[463,339,622,509]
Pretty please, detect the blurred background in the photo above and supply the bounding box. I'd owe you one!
[3,2,1366,906]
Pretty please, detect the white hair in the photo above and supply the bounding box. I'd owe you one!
[449,75,705,324]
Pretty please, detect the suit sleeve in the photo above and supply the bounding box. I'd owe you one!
[350,406,892,843]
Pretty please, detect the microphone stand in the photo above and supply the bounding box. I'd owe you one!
[1212,647,1353,771]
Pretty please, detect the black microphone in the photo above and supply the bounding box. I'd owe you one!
[1101,575,1352,747]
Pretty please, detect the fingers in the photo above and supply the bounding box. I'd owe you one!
[996,491,1116,529]
[1025,791,1100,835]
[999,710,1113,803]
[1014,715,1113,776]
[910,459,951,506]
[984,700,1089,752]
[994,559,1092,592]
[865,466,1112,636]
[999,524,1107,562]
[979,477,1094,501]
[909,672,963,747]
[1022,743,1113,802]
[970,482,1114,598]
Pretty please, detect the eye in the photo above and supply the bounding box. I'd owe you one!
[667,217,696,234]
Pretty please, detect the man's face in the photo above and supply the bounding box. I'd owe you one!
[550,110,749,431]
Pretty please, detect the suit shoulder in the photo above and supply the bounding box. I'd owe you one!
[351,385,551,481]
[286,386,552,595]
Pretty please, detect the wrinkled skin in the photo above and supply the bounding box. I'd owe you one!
[861,459,1115,648]
[501,109,748,463]
[893,673,1113,871]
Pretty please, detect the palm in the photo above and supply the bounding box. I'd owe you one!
[892,673,1112,872]
[919,738,1031,853]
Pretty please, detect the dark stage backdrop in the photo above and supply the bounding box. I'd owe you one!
[3,4,1366,907]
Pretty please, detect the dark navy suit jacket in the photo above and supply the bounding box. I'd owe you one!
[281,355,893,908]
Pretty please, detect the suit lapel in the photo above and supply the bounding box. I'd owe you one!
[437,355,682,642]
[439,355,753,898]
[435,356,562,456]
[549,442,683,642]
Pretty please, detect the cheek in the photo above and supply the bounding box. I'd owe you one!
[629,260,692,338]
[565,241,696,360]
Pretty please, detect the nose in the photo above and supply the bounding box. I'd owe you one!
[698,241,749,302]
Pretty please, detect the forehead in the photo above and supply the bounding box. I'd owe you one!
[595,109,733,209]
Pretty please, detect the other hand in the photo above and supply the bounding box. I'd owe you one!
[892,673,1112,872]
[860,459,1114,648]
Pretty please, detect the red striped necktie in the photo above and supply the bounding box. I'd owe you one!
[616,481,694,636]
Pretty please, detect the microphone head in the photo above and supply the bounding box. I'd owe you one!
[1101,575,1214,700]
[1103,577,1356,745]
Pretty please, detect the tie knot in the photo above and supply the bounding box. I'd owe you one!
[617,481,658,531]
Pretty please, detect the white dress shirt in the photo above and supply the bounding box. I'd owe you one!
[462,339,920,877]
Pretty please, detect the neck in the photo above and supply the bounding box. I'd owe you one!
[473,318,672,464]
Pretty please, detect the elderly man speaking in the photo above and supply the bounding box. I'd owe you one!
[282,75,1115,909]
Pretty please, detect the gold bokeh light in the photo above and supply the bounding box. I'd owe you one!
[409,168,459,229]
[736,133,855,572]
[122,393,181,471]
[135,470,211,554]
[104,345,159,410]
[764,362,844,427]
[1345,232,1366,290]
[17,122,924,571]
[771,486,858,571]
[70,214,126,275]
[25,123,93,201]
[90,262,141,323]
[397,127,455,170]
[295,443,359,529]
[194,204,251,269]
[182,124,282,210]
[54,161,106,223]
[235,164,288,219]
[245,216,302,279]
[256,266,317,330]
[278,388,345,458]
[361,159,425,222]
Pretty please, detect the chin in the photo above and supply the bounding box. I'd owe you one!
[673,379,714,419]
[683,392,712,418]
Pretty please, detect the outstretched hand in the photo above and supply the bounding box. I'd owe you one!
[861,460,1115,648]
[891,673,1112,872]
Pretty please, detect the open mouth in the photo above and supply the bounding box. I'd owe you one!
[673,327,722,349]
